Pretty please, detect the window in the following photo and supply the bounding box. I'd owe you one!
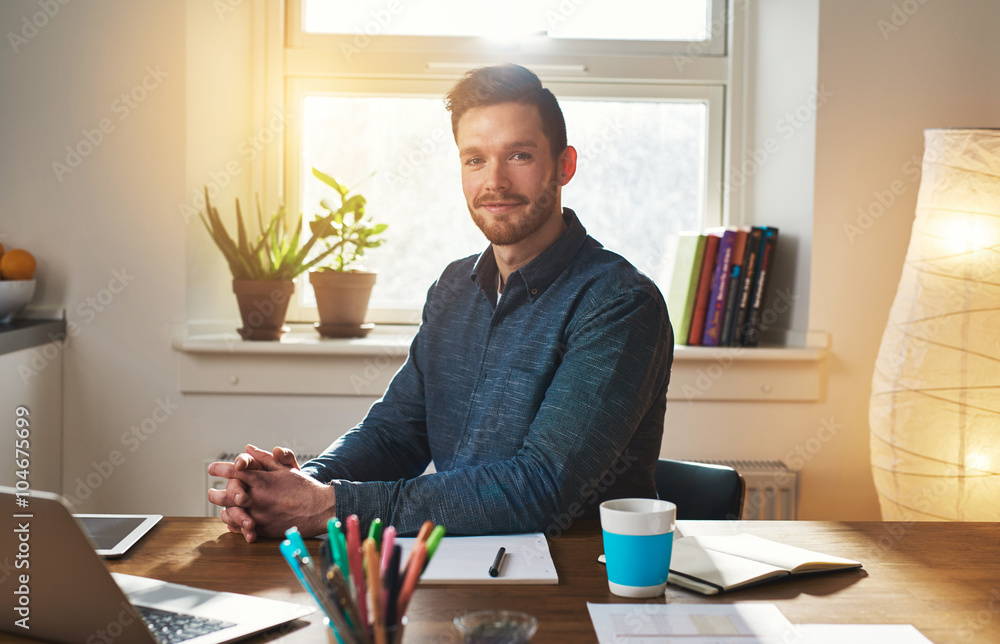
[267,0,734,322]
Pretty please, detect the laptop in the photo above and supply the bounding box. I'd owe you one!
[0,487,315,644]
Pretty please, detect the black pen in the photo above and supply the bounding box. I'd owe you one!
[489,547,506,578]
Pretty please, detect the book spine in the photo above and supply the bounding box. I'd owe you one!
[730,227,763,346]
[743,227,779,347]
[667,234,707,346]
[701,230,736,346]
[687,234,719,346]
[719,229,748,347]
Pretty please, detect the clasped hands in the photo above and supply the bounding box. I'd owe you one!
[207,444,335,543]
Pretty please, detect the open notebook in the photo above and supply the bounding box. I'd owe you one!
[667,534,862,595]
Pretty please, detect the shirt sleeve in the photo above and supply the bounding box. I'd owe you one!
[300,335,433,485]
[311,286,673,536]
[299,277,440,486]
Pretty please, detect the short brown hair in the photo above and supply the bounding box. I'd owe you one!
[444,63,567,160]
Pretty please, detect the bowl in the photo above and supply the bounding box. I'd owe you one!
[0,279,36,324]
[454,610,538,644]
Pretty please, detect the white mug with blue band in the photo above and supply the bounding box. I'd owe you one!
[599,498,676,598]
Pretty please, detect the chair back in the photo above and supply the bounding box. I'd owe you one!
[654,458,745,520]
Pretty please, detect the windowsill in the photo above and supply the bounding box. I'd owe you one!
[172,321,415,356]
[173,322,829,401]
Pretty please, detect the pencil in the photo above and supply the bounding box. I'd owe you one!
[368,518,383,549]
[326,565,370,644]
[301,558,359,644]
[395,540,426,620]
[423,524,447,572]
[364,539,386,644]
[400,520,434,580]
[346,515,368,627]
[382,544,401,628]
[380,526,397,575]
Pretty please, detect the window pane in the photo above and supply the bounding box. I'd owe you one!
[303,0,710,41]
[562,100,706,284]
[299,95,706,312]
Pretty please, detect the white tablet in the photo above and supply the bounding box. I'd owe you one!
[73,514,162,558]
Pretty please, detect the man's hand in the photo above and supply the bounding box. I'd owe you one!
[207,445,334,543]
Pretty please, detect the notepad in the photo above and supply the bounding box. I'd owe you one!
[396,533,558,585]
[667,534,862,595]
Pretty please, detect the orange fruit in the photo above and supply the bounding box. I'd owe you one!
[0,249,36,280]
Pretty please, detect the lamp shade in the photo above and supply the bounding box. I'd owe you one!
[870,128,1000,521]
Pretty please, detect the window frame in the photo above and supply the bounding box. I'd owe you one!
[257,0,741,323]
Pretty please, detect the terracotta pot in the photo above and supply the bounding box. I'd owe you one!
[232,280,295,341]
[309,271,376,338]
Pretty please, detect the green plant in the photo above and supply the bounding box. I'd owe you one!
[309,168,388,272]
[198,168,380,281]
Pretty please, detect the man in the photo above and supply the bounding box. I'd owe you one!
[208,64,673,541]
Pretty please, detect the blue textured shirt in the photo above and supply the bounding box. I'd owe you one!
[302,209,673,535]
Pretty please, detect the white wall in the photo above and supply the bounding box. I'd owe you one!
[807,0,1000,518]
[2,1,188,514]
[4,0,997,519]
[0,1,373,515]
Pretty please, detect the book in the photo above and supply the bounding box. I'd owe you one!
[728,227,764,346]
[742,227,779,347]
[701,229,736,346]
[718,227,749,346]
[667,534,862,595]
[665,233,707,346]
[686,233,719,346]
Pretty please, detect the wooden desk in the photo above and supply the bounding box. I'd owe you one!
[91,519,1000,643]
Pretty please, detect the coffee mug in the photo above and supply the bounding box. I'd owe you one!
[600,498,676,598]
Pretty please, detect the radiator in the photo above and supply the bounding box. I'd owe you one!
[694,459,799,520]
[203,452,321,518]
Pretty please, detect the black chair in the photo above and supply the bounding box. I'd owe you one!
[654,458,745,520]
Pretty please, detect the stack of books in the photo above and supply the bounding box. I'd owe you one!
[665,226,779,347]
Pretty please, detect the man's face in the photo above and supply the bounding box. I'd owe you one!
[456,101,567,247]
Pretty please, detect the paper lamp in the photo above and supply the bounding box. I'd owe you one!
[870,128,1000,521]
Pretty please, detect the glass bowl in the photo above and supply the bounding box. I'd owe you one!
[454,610,538,644]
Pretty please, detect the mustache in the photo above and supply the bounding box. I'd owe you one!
[474,192,530,208]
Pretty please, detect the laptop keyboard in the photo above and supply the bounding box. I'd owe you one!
[136,605,236,644]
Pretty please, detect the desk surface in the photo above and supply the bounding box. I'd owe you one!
[38,519,1000,642]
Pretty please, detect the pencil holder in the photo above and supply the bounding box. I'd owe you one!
[323,616,406,644]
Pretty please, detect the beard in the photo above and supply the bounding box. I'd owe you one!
[468,178,560,247]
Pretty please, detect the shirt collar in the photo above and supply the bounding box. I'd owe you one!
[471,208,589,302]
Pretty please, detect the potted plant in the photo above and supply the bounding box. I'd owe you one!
[199,187,347,340]
[307,168,388,338]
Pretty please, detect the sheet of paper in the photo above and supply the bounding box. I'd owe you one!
[588,602,794,644]
[789,624,933,643]
[396,533,558,585]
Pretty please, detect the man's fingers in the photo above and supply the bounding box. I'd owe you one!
[219,507,241,532]
[233,453,255,471]
[222,505,254,532]
[223,478,250,506]
[207,461,238,479]
[273,446,300,469]
[207,487,233,508]
[246,444,282,470]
